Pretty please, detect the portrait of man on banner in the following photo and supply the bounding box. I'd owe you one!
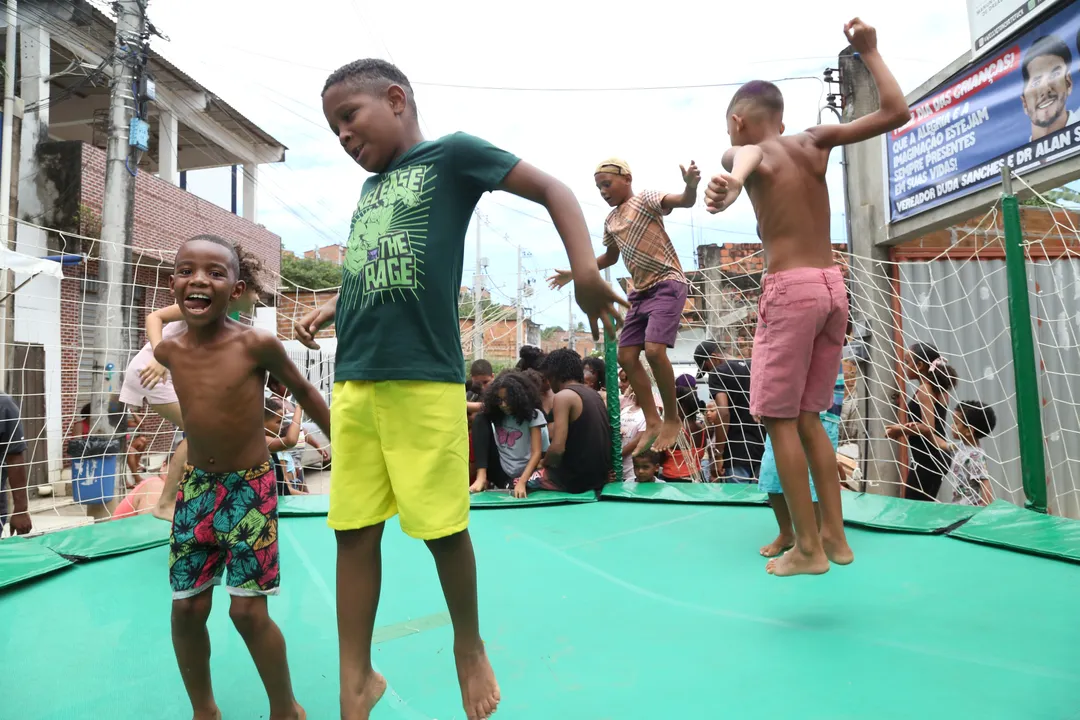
[1020,34,1079,141]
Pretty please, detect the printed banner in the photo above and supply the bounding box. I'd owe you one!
[888,0,1080,222]
[969,0,1062,58]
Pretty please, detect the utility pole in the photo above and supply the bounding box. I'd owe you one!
[0,0,18,393]
[96,0,148,433]
[567,294,574,351]
[515,243,523,357]
[472,210,483,360]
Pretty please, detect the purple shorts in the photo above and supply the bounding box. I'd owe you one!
[619,279,688,348]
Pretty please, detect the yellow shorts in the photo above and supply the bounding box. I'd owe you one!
[328,380,470,539]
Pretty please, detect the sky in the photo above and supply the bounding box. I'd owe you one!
[147,0,971,329]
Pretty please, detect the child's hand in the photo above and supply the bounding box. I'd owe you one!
[704,173,743,213]
[574,274,629,340]
[469,479,487,494]
[547,268,573,290]
[294,297,337,350]
[139,359,169,389]
[512,481,528,499]
[844,18,877,55]
[885,424,906,439]
[681,161,701,190]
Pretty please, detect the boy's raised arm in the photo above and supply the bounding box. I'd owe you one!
[807,18,910,149]
[253,331,331,438]
[499,161,629,340]
[705,146,764,214]
[660,161,701,210]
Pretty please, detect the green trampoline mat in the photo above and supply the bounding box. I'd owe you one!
[2,503,1078,720]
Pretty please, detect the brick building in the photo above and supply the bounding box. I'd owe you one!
[7,3,285,483]
[540,331,600,357]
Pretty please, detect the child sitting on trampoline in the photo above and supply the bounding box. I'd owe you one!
[298,59,626,720]
[549,157,699,456]
[704,17,909,576]
[118,243,265,522]
[155,235,331,720]
[469,370,550,498]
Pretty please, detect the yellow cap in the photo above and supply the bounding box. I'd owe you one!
[594,158,631,176]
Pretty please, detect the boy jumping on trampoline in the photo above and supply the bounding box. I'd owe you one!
[156,235,331,720]
[549,158,699,454]
[704,17,909,576]
[297,59,626,720]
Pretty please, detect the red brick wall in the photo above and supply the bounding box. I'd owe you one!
[540,331,599,357]
[460,317,537,363]
[57,143,283,457]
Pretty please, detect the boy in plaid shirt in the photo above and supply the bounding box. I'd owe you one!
[550,158,699,453]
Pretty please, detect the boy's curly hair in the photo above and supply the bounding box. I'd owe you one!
[538,348,584,384]
[235,243,266,297]
[516,344,546,372]
[482,370,542,424]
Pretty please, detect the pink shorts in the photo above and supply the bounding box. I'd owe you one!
[750,265,847,419]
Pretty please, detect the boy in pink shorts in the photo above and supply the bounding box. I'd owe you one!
[704,17,909,576]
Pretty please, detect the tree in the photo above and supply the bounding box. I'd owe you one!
[575,321,585,332]
[541,326,564,340]
[1021,187,1080,207]
[280,254,343,290]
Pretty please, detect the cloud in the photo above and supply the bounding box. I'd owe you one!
[149,0,970,326]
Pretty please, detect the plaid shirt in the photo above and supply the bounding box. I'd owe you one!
[603,190,686,292]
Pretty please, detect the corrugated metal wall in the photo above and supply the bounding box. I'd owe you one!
[897,259,1080,519]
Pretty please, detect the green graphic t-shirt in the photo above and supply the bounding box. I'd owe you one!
[335,132,520,384]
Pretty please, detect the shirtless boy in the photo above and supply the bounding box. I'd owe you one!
[705,18,909,576]
[156,234,331,720]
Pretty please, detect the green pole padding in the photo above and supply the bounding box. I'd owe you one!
[605,324,623,481]
[1001,176,1048,513]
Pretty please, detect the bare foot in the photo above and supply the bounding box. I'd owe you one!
[341,672,387,720]
[269,702,306,720]
[634,419,662,456]
[822,531,855,565]
[152,501,175,523]
[766,545,830,577]
[192,708,221,720]
[456,645,501,720]
[759,534,794,558]
[653,417,682,453]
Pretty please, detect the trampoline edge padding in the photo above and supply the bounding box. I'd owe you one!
[839,492,981,534]
[601,482,769,505]
[947,499,1080,563]
[0,539,73,590]
[469,489,598,508]
[30,514,170,560]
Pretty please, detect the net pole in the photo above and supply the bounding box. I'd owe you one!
[1001,167,1048,513]
[605,324,621,482]
[604,268,623,482]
